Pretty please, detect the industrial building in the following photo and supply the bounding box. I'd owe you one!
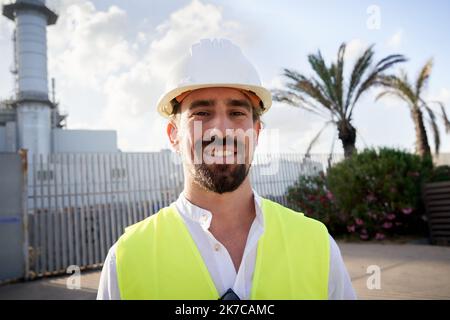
[0,0,118,157]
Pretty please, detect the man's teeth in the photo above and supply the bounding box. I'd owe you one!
[211,150,234,157]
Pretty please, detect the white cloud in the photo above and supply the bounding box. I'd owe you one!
[48,1,135,88]
[344,38,367,61]
[146,0,244,78]
[268,75,285,90]
[429,87,450,105]
[386,29,403,49]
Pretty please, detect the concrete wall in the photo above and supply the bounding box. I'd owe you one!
[0,153,25,283]
[52,129,118,153]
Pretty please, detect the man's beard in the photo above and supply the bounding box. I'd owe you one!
[193,163,250,194]
[190,136,251,194]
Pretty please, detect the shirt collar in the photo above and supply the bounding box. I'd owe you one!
[175,189,264,231]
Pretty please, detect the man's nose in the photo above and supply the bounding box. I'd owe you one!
[207,110,235,136]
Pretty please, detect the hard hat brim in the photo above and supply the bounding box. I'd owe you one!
[156,83,272,118]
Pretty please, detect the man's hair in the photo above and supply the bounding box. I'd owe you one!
[169,98,262,122]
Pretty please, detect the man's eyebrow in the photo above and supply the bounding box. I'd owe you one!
[187,98,252,111]
[226,99,252,111]
[188,99,215,109]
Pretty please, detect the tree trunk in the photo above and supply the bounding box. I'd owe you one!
[411,107,431,158]
[337,120,357,159]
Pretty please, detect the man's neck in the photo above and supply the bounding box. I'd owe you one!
[183,176,256,231]
[183,175,257,272]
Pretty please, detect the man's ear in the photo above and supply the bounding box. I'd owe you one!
[253,119,262,146]
[167,120,180,152]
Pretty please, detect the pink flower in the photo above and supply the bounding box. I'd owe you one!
[383,222,393,229]
[347,225,356,233]
[407,171,420,177]
[366,193,376,202]
[387,213,396,220]
[326,191,334,201]
[375,233,385,241]
[355,218,364,226]
[402,207,413,215]
[360,233,369,240]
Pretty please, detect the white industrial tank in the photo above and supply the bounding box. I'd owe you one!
[16,4,49,98]
[2,0,57,156]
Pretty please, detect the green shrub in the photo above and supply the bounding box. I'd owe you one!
[287,148,433,240]
[325,148,433,240]
[286,172,347,236]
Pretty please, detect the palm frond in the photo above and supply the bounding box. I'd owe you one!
[348,53,407,118]
[272,89,329,119]
[307,51,338,107]
[415,59,433,98]
[423,103,440,154]
[374,90,408,103]
[428,101,450,134]
[333,43,346,111]
[439,102,450,133]
[376,74,416,107]
[344,45,374,114]
[279,68,336,113]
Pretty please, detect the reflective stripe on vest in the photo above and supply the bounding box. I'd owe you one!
[116,198,330,300]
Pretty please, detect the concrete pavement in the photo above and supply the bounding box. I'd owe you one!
[340,242,450,299]
[0,242,449,300]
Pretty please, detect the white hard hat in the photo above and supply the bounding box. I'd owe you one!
[156,38,272,118]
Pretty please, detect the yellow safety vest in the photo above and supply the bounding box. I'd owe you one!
[116,198,330,300]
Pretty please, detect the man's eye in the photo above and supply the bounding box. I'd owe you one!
[194,111,210,116]
[231,111,246,116]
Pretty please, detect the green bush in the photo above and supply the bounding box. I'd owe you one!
[286,172,347,236]
[287,148,433,240]
[326,148,433,240]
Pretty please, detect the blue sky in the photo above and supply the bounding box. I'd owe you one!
[0,0,449,154]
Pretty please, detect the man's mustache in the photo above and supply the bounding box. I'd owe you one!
[189,136,250,165]
[194,136,246,152]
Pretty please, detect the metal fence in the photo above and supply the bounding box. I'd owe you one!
[0,151,28,283]
[26,151,340,277]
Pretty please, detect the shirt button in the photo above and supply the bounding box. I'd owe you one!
[214,243,220,251]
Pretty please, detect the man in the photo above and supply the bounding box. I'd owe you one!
[97,38,356,300]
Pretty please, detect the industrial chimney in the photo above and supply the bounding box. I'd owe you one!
[2,0,58,156]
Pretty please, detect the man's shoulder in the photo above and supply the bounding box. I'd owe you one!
[261,198,328,232]
[118,204,179,244]
[261,198,314,219]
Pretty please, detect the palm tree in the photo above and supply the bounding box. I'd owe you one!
[273,43,406,158]
[376,59,449,158]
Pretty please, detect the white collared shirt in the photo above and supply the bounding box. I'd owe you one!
[97,191,356,300]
